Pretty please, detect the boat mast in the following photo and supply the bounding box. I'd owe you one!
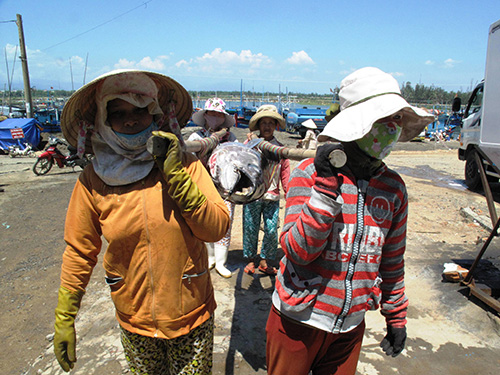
[240,79,243,107]
[83,53,89,85]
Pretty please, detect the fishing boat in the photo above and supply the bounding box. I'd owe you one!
[35,108,62,132]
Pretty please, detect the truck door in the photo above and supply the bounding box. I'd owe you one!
[463,82,483,130]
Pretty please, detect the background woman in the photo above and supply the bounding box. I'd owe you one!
[242,105,290,276]
[188,97,237,278]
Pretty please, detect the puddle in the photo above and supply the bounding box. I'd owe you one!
[392,165,468,191]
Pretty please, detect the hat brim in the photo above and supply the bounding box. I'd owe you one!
[302,120,317,129]
[192,109,235,128]
[249,111,286,131]
[317,94,435,143]
[61,69,193,153]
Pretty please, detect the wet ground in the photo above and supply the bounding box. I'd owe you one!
[1,132,500,374]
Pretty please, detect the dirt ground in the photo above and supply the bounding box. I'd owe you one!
[1,129,500,375]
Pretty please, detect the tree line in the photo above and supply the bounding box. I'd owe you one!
[2,82,475,110]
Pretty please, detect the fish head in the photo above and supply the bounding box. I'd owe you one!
[208,142,269,204]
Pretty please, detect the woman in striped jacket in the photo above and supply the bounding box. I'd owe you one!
[266,67,435,375]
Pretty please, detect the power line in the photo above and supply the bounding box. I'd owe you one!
[42,0,153,51]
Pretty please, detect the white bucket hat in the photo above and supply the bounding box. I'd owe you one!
[302,119,318,129]
[248,104,286,131]
[318,67,435,143]
[192,97,235,128]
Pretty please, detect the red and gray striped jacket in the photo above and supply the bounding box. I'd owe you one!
[273,157,408,333]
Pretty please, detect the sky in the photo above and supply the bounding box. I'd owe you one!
[1,0,499,95]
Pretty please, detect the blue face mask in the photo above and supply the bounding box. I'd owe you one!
[114,121,158,149]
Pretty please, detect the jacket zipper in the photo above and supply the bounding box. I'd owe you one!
[333,183,365,333]
[142,180,159,337]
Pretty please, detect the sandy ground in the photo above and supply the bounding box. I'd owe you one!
[1,129,500,374]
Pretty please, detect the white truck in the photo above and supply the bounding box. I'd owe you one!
[459,19,500,190]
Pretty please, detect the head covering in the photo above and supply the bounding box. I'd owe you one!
[192,97,235,128]
[318,67,435,143]
[61,69,192,154]
[248,104,286,131]
[301,119,318,129]
[60,69,192,186]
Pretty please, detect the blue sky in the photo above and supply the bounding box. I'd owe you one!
[1,0,499,95]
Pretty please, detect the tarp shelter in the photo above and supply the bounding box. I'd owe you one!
[0,118,42,151]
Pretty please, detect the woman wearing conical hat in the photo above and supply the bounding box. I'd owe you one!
[53,70,229,374]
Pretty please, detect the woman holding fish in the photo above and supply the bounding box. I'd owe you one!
[266,67,435,374]
[243,105,290,276]
[189,98,237,278]
[53,70,229,374]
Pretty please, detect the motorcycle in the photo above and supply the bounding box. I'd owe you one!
[32,136,92,176]
[8,142,36,158]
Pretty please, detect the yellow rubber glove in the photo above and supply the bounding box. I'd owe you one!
[151,131,207,212]
[54,286,84,372]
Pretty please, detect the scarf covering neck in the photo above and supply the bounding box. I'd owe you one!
[91,72,164,186]
[342,141,383,180]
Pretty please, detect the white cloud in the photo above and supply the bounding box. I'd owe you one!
[137,56,168,70]
[114,56,169,70]
[425,60,434,65]
[114,59,137,69]
[444,58,460,68]
[286,51,315,65]
[175,59,189,68]
[70,55,84,65]
[194,48,272,68]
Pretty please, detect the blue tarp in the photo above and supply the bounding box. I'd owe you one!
[0,118,42,151]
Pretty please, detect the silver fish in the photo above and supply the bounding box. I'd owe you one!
[147,132,345,205]
[207,140,273,204]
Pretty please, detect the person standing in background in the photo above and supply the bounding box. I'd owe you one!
[189,98,237,278]
[243,105,290,276]
[297,118,318,150]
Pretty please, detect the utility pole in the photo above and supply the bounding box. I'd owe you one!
[16,14,33,118]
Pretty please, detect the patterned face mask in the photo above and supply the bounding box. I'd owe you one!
[204,113,226,130]
[355,121,402,160]
[113,121,158,149]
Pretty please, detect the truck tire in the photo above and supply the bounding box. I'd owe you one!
[465,151,481,190]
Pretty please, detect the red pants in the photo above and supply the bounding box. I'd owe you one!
[266,306,365,375]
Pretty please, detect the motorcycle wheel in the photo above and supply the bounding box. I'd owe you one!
[33,158,53,175]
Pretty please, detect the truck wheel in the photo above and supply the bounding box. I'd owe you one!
[465,152,481,190]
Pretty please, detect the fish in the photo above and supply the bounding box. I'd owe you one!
[148,132,344,204]
[207,140,274,204]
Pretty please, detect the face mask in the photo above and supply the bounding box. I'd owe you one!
[355,121,402,159]
[114,121,158,149]
[204,113,226,130]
